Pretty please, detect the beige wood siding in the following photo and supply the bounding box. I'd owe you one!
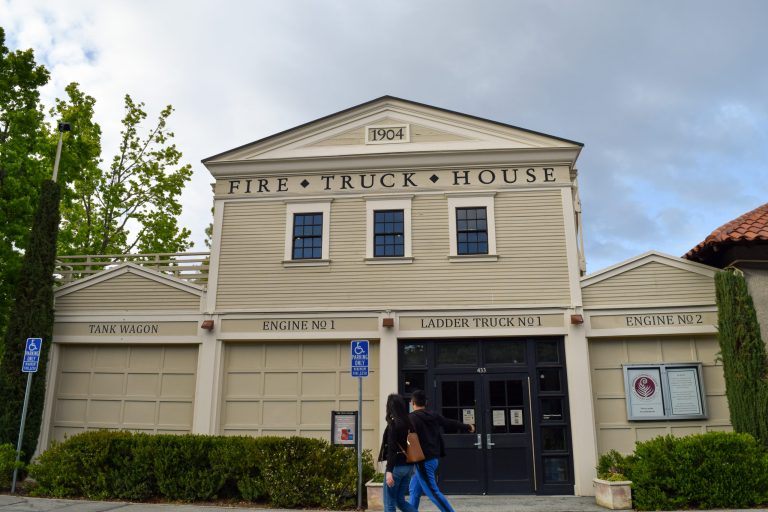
[56,273,201,312]
[52,345,198,442]
[589,335,730,455]
[220,341,379,454]
[216,190,570,309]
[582,262,715,307]
[311,126,365,146]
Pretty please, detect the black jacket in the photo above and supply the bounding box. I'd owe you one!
[409,408,472,459]
[377,418,411,472]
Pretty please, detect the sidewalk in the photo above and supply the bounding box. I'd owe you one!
[2,495,767,512]
[0,494,602,511]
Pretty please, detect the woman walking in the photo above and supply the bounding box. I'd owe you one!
[377,394,418,512]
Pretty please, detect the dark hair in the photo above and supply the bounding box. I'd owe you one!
[411,389,427,407]
[386,394,412,428]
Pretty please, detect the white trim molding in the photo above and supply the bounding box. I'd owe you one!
[283,199,332,265]
[365,195,413,260]
[446,192,497,259]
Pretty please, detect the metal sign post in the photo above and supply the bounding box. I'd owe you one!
[12,338,42,493]
[351,340,369,510]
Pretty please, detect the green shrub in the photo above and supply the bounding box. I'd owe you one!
[153,434,223,501]
[104,432,157,500]
[630,431,768,510]
[596,449,633,480]
[28,431,374,508]
[0,443,24,490]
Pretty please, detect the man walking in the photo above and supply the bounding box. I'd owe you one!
[408,389,475,512]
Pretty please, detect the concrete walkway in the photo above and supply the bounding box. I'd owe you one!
[0,494,601,511]
[2,495,767,512]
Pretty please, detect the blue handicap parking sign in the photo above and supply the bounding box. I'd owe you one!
[22,338,42,373]
[351,340,369,377]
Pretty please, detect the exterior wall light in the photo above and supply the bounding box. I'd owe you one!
[570,314,584,325]
[201,319,215,330]
[382,318,395,328]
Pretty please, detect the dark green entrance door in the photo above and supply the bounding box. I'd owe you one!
[484,374,534,493]
[434,374,484,493]
[399,337,574,495]
[435,372,535,494]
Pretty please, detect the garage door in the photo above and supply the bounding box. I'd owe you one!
[52,344,198,442]
[221,341,379,453]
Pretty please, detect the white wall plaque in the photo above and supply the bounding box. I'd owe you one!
[626,368,664,419]
[668,367,703,416]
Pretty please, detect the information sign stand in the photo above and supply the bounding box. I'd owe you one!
[331,411,358,447]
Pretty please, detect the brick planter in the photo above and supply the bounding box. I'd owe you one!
[593,478,632,510]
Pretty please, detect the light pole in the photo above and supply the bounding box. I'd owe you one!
[51,122,71,183]
[10,121,70,494]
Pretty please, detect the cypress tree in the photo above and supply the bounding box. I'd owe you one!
[715,268,768,445]
[0,180,60,461]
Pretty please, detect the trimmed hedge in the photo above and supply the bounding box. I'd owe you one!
[607,431,768,510]
[29,431,374,509]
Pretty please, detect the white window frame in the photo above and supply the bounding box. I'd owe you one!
[365,195,413,264]
[284,200,332,266]
[447,193,498,262]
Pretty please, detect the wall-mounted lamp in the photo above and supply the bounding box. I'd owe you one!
[382,318,395,328]
[570,314,584,325]
[201,319,215,331]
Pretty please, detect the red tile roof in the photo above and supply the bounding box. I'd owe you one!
[685,202,768,261]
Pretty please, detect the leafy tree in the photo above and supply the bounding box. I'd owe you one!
[46,83,102,255]
[0,180,60,462]
[54,89,193,256]
[715,268,768,445]
[0,27,50,346]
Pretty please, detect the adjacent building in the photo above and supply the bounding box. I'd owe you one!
[44,97,731,496]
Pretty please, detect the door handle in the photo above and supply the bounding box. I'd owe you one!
[474,434,482,449]
[486,434,495,449]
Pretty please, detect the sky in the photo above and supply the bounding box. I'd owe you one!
[1,0,767,273]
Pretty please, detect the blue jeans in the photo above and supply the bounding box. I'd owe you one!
[408,458,455,512]
[384,464,417,512]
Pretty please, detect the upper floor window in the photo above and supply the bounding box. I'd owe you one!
[447,193,497,261]
[284,200,331,266]
[293,213,323,259]
[374,210,405,257]
[365,196,413,263]
[456,207,488,255]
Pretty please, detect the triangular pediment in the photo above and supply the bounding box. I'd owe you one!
[581,251,718,308]
[581,251,717,288]
[56,263,204,298]
[55,264,204,313]
[203,96,582,167]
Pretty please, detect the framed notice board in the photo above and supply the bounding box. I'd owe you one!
[623,363,707,421]
[331,411,358,448]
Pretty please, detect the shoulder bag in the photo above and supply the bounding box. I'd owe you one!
[398,430,425,463]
